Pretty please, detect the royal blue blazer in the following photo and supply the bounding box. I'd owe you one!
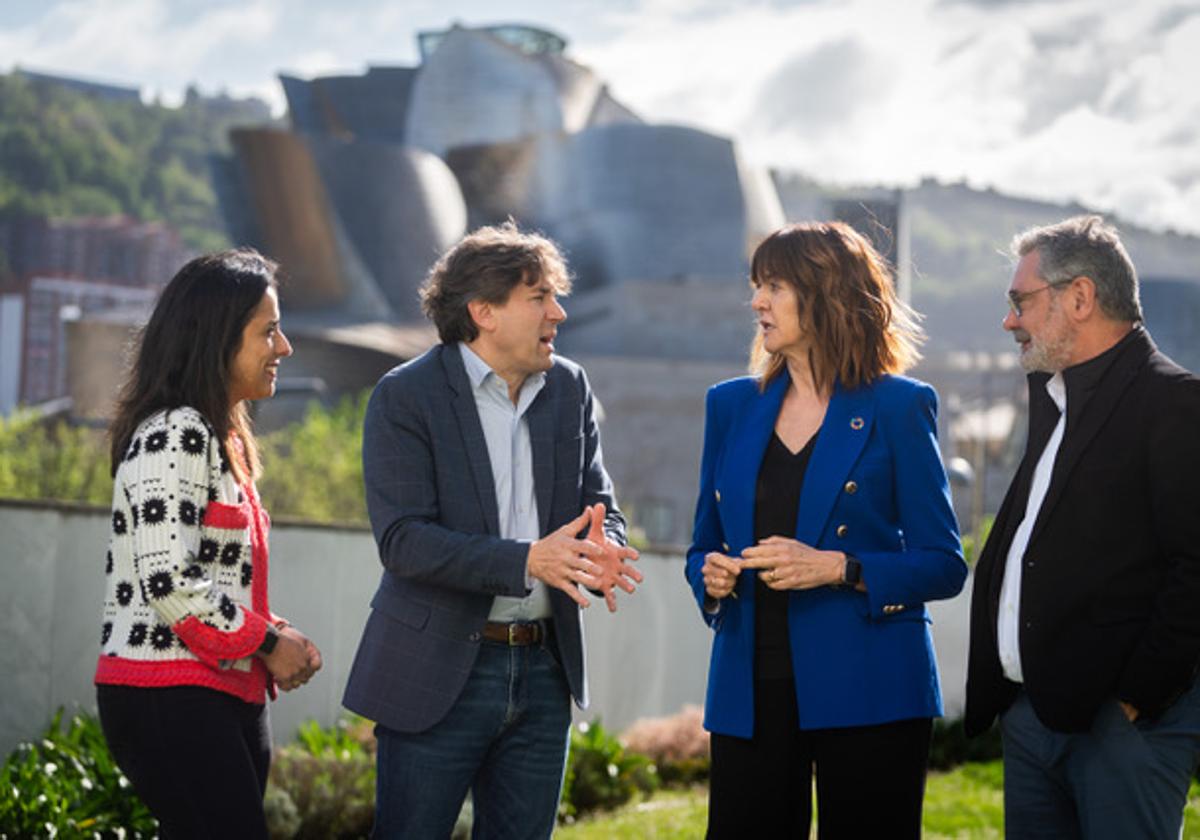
[685,371,966,738]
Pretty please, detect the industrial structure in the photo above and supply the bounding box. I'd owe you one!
[211,23,906,540]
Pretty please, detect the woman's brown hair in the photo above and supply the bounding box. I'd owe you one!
[749,221,923,393]
[109,249,279,482]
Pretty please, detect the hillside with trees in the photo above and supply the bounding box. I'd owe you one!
[0,71,272,251]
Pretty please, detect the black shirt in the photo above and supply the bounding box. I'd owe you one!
[753,431,815,681]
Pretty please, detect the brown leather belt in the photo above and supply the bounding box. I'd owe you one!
[481,620,550,646]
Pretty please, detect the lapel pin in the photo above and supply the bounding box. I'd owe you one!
[850,417,865,430]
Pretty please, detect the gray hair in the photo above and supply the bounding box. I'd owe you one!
[1011,215,1142,323]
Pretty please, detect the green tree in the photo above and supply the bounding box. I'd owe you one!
[257,392,370,524]
[0,124,67,192]
[0,71,274,249]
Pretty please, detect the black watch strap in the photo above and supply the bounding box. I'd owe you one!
[842,555,863,587]
[257,625,280,656]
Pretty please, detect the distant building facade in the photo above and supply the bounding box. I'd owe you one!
[0,215,191,415]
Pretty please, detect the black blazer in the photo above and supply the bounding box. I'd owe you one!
[965,327,1200,734]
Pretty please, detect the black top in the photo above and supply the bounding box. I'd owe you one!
[753,431,815,681]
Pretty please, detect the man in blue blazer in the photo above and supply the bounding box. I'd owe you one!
[344,222,641,839]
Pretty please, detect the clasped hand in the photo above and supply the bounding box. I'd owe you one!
[528,502,642,612]
[704,536,844,597]
[262,625,323,692]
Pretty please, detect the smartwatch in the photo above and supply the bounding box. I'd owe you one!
[841,555,863,588]
[257,624,280,656]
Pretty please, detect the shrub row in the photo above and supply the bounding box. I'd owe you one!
[1,707,1003,837]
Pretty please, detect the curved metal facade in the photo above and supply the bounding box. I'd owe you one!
[533,124,751,291]
[310,139,466,321]
[282,67,417,143]
[228,22,781,337]
[229,128,351,310]
[405,27,604,157]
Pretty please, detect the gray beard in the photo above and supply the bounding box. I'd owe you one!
[1019,330,1074,373]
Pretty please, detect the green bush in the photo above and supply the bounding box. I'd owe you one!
[0,411,111,505]
[0,710,383,840]
[293,717,375,759]
[255,391,369,524]
[0,707,692,835]
[264,718,376,840]
[265,749,374,840]
[619,705,710,788]
[928,717,1003,771]
[561,719,659,822]
[0,709,157,838]
[0,393,372,525]
[962,515,994,566]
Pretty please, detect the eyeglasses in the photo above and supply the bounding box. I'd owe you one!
[1006,278,1075,317]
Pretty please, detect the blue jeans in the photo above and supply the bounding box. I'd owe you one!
[1000,680,1200,839]
[372,637,572,840]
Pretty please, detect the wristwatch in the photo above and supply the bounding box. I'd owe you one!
[257,625,280,655]
[841,555,863,588]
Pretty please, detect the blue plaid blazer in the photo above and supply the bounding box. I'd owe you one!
[343,343,626,733]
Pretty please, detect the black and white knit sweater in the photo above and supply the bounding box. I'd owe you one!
[94,406,276,703]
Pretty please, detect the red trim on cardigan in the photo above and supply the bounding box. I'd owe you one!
[174,607,268,667]
[202,500,250,529]
[94,655,268,705]
[245,483,270,616]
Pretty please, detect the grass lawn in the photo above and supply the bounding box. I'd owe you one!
[556,762,1200,839]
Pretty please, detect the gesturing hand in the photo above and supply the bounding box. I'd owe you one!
[585,502,643,612]
[740,536,844,591]
[527,507,604,608]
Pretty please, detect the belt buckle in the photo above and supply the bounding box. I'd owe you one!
[508,623,520,645]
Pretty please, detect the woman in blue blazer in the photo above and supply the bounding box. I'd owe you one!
[687,222,966,838]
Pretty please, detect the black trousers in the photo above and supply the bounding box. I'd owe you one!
[707,677,932,840]
[96,684,271,840]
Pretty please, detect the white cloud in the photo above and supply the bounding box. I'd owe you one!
[1,0,1198,233]
[575,0,1200,234]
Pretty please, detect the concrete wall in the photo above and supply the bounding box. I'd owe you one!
[0,498,971,757]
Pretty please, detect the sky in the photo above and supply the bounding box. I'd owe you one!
[2,0,1199,235]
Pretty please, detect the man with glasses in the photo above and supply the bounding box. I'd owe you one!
[965,215,1200,838]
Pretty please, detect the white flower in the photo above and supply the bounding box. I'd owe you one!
[606,763,619,778]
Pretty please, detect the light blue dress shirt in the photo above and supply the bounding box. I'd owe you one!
[459,342,553,621]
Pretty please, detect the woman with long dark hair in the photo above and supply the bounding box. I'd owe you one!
[686,222,966,838]
[94,249,321,838]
